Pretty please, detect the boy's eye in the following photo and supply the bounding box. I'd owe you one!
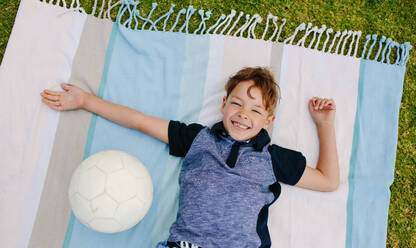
[252,109,261,114]
[231,102,241,106]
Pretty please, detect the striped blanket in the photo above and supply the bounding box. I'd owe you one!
[0,0,412,247]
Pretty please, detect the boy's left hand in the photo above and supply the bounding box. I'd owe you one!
[308,97,336,126]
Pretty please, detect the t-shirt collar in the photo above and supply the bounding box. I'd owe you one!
[211,121,271,151]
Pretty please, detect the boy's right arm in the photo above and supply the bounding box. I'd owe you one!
[40,83,169,144]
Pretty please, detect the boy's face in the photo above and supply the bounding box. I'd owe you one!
[221,80,275,141]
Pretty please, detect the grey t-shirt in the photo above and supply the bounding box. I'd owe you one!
[167,121,306,248]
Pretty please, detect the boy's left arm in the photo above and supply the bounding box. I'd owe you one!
[296,97,340,192]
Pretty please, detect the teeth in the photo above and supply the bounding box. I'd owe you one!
[233,121,248,129]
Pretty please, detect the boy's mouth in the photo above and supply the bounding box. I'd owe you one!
[231,120,250,130]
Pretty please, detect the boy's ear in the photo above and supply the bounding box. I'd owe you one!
[264,114,275,129]
[220,96,227,115]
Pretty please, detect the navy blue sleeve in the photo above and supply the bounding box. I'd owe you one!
[168,120,205,157]
[268,144,306,185]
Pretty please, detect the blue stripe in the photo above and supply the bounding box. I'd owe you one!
[152,34,210,245]
[67,24,189,248]
[346,60,405,248]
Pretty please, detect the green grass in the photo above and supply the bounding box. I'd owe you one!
[0,0,414,247]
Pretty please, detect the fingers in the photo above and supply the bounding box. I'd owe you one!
[325,99,336,110]
[40,91,60,101]
[41,89,61,96]
[42,82,72,95]
[41,97,63,111]
[40,90,63,111]
[41,97,58,106]
[61,83,73,91]
[310,97,336,110]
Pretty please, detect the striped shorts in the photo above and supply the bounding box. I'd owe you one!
[156,241,201,248]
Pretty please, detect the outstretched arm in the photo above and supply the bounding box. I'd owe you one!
[40,83,169,143]
[295,97,340,192]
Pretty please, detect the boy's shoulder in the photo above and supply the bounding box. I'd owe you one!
[268,143,307,186]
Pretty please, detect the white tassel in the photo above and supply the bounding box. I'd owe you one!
[394,42,401,64]
[261,13,273,40]
[98,1,412,67]
[398,44,404,65]
[179,5,196,33]
[105,0,111,18]
[242,14,259,38]
[194,10,211,34]
[327,30,340,53]
[233,14,250,37]
[340,30,353,55]
[169,8,186,32]
[295,22,310,46]
[132,3,140,30]
[226,11,243,35]
[361,34,371,58]
[267,16,278,41]
[123,1,135,29]
[374,35,386,61]
[218,10,237,35]
[206,14,226,34]
[380,38,392,63]
[248,14,262,39]
[335,30,348,54]
[386,41,394,64]
[402,42,412,65]
[105,0,123,21]
[193,10,206,34]
[57,2,86,16]
[239,14,258,38]
[91,0,98,16]
[284,22,306,45]
[213,13,229,34]
[296,22,312,47]
[46,0,66,8]
[98,0,106,19]
[313,25,326,50]
[347,31,356,56]
[307,26,319,49]
[148,3,175,31]
[275,18,286,42]
[322,28,333,52]
[142,2,158,30]
[366,34,378,60]
[353,31,362,57]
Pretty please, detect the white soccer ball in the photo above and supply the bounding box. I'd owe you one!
[68,150,153,233]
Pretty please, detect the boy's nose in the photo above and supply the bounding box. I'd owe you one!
[238,112,249,120]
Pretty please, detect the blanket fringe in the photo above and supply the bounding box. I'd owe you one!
[42,0,412,66]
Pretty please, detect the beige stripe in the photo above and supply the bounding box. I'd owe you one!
[28,16,114,248]
[267,43,285,136]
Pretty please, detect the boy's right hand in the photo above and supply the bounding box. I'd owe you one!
[40,83,86,111]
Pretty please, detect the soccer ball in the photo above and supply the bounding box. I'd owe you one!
[68,150,153,233]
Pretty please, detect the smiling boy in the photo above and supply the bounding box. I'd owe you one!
[41,67,339,248]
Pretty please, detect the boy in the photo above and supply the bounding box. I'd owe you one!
[40,67,339,248]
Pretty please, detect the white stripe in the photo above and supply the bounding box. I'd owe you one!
[198,35,225,126]
[268,45,360,248]
[0,0,86,247]
[198,35,272,126]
